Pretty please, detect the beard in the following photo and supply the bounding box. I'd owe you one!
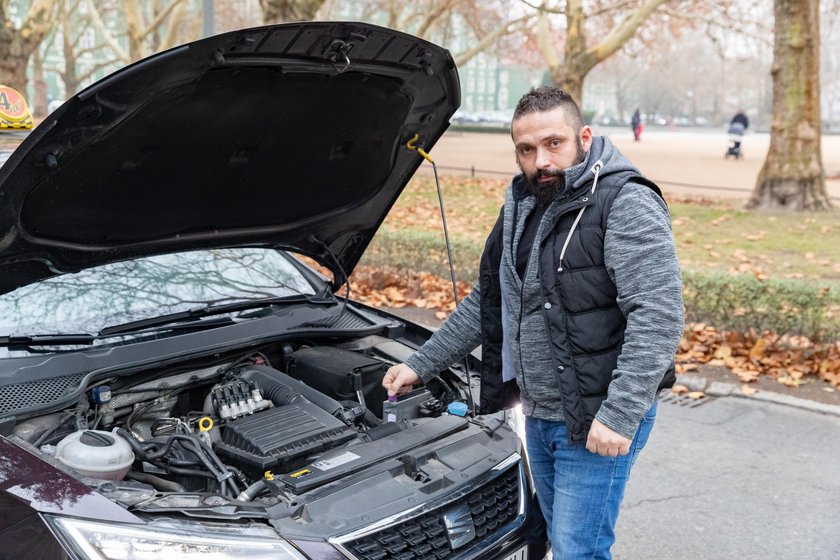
[520,136,587,208]
[525,169,564,207]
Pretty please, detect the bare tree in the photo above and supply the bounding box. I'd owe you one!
[748,0,830,211]
[319,0,534,68]
[0,0,57,93]
[534,0,670,104]
[86,0,192,64]
[40,0,121,99]
[259,0,326,23]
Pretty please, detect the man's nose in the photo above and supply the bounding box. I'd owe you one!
[535,148,552,170]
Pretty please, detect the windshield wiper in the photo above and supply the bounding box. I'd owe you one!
[98,294,335,337]
[0,334,96,347]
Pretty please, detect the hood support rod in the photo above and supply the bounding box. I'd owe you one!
[407,133,476,415]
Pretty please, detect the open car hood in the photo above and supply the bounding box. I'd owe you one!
[0,22,459,294]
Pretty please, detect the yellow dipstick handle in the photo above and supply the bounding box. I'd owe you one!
[406,133,434,164]
[198,417,214,432]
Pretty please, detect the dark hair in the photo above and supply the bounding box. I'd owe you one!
[513,86,584,130]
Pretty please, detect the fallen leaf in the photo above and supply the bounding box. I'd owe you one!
[749,338,769,361]
[740,385,758,396]
[671,384,689,395]
[713,345,733,359]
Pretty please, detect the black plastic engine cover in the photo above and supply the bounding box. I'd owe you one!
[285,347,388,417]
[214,402,355,471]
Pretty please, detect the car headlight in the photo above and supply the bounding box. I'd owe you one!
[46,516,307,560]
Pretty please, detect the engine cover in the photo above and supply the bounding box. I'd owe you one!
[214,402,355,471]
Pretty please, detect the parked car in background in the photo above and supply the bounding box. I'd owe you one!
[0,22,546,560]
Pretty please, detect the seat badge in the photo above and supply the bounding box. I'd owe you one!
[442,503,476,549]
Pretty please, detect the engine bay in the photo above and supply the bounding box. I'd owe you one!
[9,335,478,513]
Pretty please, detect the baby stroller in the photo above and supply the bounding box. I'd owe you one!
[725,122,745,159]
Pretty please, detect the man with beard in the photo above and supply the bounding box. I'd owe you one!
[383,86,684,559]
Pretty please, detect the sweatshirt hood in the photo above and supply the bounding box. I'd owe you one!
[566,136,641,193]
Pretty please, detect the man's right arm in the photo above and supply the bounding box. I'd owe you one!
[383,287,483,396]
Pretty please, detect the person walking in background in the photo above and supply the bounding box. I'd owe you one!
[726,109,749,159]
[383,86,684,559]
[631,108,642,141]
[730,109,749,132]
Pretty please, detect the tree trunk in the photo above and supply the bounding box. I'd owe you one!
[748,0,830,211]
[259,0,326,24]
[0,32,36,94]
[124,0,147,61]
[548,66,585,106]
[31,48,48,117]
[537,0,668,107]
[0,55,31,94]
[61,12,79,97]
[0,0,56,93]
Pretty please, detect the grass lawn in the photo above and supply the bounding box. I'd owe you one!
[373,176,840,289]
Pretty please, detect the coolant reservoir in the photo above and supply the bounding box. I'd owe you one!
[54,429,134,480]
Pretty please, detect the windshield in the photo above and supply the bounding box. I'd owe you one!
[0,248,317,337]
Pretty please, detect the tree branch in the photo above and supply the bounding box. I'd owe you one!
[22,0,57,45]
[416,0,461,39]
[77,43,111,57]
[589,0,670,67]
[142,0,188,41]
[77,58,121,83]
[537,10,561,68]
[454,13,536,66]
[660,6,773,47]
[86,0,130,63]
[586,0,638,18]
[517,0,564,15]
[157,2,188,52]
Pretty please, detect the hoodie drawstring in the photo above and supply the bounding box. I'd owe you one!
[557,160,604,273]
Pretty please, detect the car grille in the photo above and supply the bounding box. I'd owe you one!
[342,464,521,560]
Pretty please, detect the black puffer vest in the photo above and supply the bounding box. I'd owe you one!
[477,170,676,443]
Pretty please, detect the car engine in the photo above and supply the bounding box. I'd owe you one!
[10,338,466,507]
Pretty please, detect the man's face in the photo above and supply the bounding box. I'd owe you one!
[512,107,593,204]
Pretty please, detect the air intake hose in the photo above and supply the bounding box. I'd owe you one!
[239,365,344,418]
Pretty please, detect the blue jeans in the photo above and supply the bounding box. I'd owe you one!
[524,403,657,560]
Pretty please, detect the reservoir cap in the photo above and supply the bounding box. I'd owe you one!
[447,402,468,417]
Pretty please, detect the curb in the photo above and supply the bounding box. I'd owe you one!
[675,374,840,418]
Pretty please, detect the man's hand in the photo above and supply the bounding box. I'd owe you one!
[586,419,632,457]
[382,363,420,397]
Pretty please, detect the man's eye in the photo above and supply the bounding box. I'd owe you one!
[550,139,562,148]
[519,147,532,155]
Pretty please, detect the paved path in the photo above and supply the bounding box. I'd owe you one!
[424,127,840,202]
[614,394,840,559]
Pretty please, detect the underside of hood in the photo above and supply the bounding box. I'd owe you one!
[0,22,460,294]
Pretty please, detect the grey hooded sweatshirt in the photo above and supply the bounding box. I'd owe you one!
[406,136,684,439]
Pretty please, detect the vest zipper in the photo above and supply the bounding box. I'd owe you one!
[511,197,528,396]
[556,160,604,273]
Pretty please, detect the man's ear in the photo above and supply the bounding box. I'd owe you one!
[580,126,593,151]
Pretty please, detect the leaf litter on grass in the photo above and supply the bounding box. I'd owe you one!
[350,177,840,391]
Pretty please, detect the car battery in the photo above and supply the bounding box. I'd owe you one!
[382,388,434,422]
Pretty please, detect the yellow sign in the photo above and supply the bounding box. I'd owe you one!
[0,85,34,130]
